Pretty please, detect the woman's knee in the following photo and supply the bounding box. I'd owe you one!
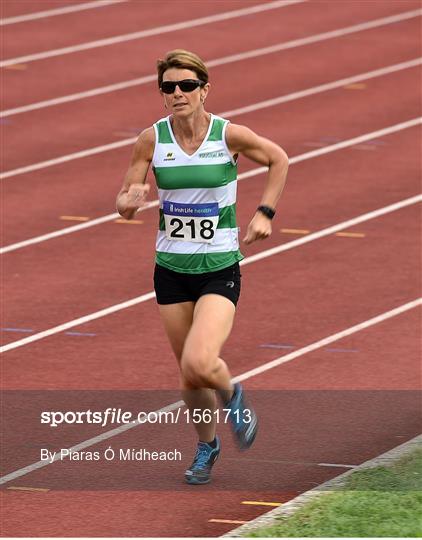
[180,347,218,385]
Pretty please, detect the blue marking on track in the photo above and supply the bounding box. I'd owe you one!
[2,328,96,336]
[319,136,341,143]
[259,344,295,349]
[326,348,359,353]
[364,139,387,146]
[65,331,97,337]
[2,327,33,333]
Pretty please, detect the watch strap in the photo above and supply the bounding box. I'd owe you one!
[257,205,276,220]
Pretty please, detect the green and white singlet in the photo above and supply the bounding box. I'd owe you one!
[152,113,244,274]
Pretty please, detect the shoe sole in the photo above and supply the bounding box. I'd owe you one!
[184,451,220,485]
[235,417,258,450]
[229,384,259,450]
[185,475,211,485]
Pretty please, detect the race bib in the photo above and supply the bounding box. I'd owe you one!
[163,201,219,243]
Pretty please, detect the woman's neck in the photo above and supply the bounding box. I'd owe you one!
[171,109,211,141]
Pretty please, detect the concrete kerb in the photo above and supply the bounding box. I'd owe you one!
[223,433,422,537]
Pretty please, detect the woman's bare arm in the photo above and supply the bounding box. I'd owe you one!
[116,127,155,220]
[226,123,289,244]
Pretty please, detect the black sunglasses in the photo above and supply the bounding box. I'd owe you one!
[160,79,205,94]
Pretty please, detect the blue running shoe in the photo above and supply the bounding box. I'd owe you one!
[185,437,221,485]
[226,383,258,450]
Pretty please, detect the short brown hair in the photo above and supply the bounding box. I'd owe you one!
[157,49,209,88]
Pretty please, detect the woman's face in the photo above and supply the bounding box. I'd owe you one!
[160,68,209,116]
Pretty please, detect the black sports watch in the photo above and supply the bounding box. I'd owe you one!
[257,205,276,220]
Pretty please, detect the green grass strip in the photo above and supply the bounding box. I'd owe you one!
[247,448,422,538]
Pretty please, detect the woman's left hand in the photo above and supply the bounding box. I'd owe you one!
[243,212,272,245]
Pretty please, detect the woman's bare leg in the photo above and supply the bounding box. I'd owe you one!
[158,301,218,443]
[180,294,236,401]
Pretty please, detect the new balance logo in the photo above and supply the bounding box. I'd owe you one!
[164,152,175,161]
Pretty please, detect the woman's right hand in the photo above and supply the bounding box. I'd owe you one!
[116,128,154,219]
[126,183,150,210]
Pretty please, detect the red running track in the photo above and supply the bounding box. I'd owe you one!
[2,1,419,108]
[1,1,421,537]
[2,7,421,169]
[3,127,420,336]
[2,64,421,243]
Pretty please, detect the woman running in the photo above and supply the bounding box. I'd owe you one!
[116,49,288,484]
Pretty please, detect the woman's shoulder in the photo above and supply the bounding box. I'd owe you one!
[132,127,156,160]
[139,126,155,141]
[225,122,256,146]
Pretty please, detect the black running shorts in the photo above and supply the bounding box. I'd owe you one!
[154,263,241,306]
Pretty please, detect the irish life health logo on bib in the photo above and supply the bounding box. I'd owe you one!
[163,201,219,244]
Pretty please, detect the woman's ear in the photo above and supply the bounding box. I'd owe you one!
[201,82,210,104]
[160,90,167,108]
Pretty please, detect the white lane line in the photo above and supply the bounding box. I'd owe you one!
[234,300,422,383]
[212,9,421,74]
[287,118,421,165]
[219,58,422,118]
[0,0,304,67]
[1,59,420,180]
[0,290,157,355]
[1,193,420,354]
[0,398,184,485]
[225,457,358,468]
[1,116,420,254]
[0,213,125,253]
[2,10,420,117]
[1,138,137,180]
[0,298,419,485]
[240,194,422,267]
[0,73,156,117]
[0,201,158,254]
[224,433,422,537]
[318,463,357,468]
[0,0,127,26]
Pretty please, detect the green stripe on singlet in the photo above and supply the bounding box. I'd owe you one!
[156,249,244,274]
[158,203,237,231]
[207,117,225,141]
[156,121,172,144]
[154,162,237,189]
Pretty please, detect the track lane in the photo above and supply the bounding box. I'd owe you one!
[1,303,420,535]
[2,17,421,171]
[0,1,128,27]
[2,381,420,492]
[1,254,420,531]
[249,307,421,391]
[2,119,420,340]
[2,64,421,246]
[2,2,420,537]
[3,11,420,119]
[1,0,304,106]
[0,0,94,19]
[2,1,419,109]
[1,0,234,57]
[2,117,420,343]
[2,189,420,385]
[0,490,300,536]
[2,188,420,535]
